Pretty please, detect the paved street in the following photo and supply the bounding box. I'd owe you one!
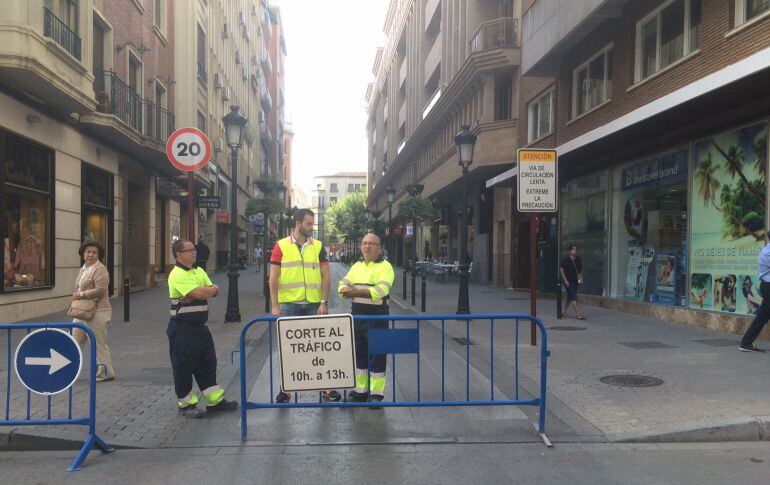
[2,262,770,480]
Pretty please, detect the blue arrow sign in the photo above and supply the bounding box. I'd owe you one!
[14,328,82,395]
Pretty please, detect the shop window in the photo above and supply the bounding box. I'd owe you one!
[736,0,770,25]
[635,0,701,82]
[2,133,54,290]
[572,45,612,118]
[560,172,608,296]
[609,149,689,306]
[527,89,553,143]
[689,122,767,315]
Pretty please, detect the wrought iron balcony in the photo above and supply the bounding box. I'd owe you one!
[470,18,518,53]
[145,99,175,144]
[99,70,143,133]
[43,7,81,60]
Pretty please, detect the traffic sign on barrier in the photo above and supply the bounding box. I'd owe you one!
[14,328,82,395]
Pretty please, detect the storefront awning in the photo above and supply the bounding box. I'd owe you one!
[485,167,517,189]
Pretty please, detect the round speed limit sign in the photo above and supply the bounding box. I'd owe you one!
[166,128,212,172]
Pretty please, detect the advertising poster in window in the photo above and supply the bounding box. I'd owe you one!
[654,251,677,304]
[690,122,767,315]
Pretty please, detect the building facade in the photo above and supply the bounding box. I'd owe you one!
[365,0,520,282]
[520,0,770,336]
[311,172,367,247]
[0,0,288,321]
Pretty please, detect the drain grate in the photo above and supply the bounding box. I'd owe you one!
[549,326,586,331]
[619,341,677,349]
[692,338,740,347]
[600,374,664,388]
[452,337,476,346]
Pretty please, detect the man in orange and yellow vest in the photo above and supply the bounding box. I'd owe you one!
[269,208,339,403]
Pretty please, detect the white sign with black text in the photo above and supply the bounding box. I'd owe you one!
[517,148,558,213]
[277,314,356,392]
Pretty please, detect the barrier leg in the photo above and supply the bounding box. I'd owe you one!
[68,433,112,472]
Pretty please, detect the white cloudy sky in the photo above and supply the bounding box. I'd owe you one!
[272,0,389,200]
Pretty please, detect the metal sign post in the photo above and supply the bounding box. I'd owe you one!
[517,149,558,346]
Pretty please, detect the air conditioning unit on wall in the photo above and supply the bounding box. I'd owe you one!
[214,73,224,89]
[213,138,223,152]
[222,87,231,101]
[222,23,231,39]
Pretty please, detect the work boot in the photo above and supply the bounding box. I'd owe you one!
[322,390,342,402]
[347,391,368,402]
[206,399,238,412]
[276,391,292,403]
[179,404,205,419]
[368,395,384,410]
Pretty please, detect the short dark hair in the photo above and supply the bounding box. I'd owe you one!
[172,239,191,259]
[568,244,578,251]
[294,208,314,224]
[78,240,105,260]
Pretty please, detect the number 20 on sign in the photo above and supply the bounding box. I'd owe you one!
[166,127,212,172]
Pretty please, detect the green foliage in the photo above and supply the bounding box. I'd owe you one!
[245,197,285,217]
[397,195,436,220]
[325,191,369,243]
[254,177,284,196]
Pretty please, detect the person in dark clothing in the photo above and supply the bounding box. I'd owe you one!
[195,237,210,271]
[560,244,585,319]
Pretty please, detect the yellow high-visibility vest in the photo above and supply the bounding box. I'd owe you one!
[338,256,394,306]
[277,237,323,303]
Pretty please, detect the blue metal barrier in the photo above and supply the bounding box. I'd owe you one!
[0,322,114,471]
[239,313,550,445]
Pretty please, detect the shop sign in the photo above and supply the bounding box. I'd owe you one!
[517,149,557,213]
[405,223,413,237]
[215,210,231,224]
[197,195,220,209]
[621,150,687,191]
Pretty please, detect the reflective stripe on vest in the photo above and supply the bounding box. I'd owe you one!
[277,237,323,303]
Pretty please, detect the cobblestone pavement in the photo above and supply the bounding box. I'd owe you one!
[390,269,770,440]
[3,263,769,450]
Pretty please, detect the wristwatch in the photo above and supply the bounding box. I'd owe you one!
[320,299,328,305]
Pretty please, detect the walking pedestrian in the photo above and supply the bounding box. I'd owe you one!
[194,237,210,271]
[254,244,263,272]
[69,240,114,382]
[739,239,770,352]
[560,244,585,320]
[269,208,339,403]
[167,239,237,418]
[338,233,394,407]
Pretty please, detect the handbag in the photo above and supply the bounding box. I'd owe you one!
[68,298,96,320]
[571,258,583,285]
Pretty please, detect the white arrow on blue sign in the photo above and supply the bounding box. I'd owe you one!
[14,328,83,395]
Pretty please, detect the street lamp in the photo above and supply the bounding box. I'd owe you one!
[223,106,248,323]
[385,184,396,262]
[454,125,476,315]
[277,183,287,238]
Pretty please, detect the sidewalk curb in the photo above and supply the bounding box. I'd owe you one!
[609,416,770,443]
[0,428,136,452]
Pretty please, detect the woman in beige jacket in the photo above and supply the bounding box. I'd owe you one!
[72,240,114,381]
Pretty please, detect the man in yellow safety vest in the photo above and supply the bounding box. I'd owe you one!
[338,232,394,406]
[269,208,338,403]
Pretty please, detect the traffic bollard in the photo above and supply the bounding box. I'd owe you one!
[403,266,408,300]
[556,279,562,319]
[123,277,130,322]
[421,273,426,312]
[411,261,416,306]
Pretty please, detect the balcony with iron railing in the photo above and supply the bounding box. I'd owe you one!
[43,7,81,60]
[470,18,518,53]
[100,70,143,133]
[145,99,175,144]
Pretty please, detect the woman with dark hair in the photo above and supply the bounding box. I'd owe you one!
[560,244,585,319]
[71,240,114,382]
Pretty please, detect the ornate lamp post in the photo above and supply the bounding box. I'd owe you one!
[223,106,248,323]
[454,125,477,315]
[385,184,396,262]
[276,183,287,238]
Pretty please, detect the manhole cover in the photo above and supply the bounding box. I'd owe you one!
[549,326,587,331]
[600,374,664,387]
[452,337,476,346]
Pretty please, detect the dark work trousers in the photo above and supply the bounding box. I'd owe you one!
[166,319,218,399]
[741,281,770,347]
[352,303,389,373]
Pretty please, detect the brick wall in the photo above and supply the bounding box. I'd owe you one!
[552,0,770,147]
[94,0,175,106]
